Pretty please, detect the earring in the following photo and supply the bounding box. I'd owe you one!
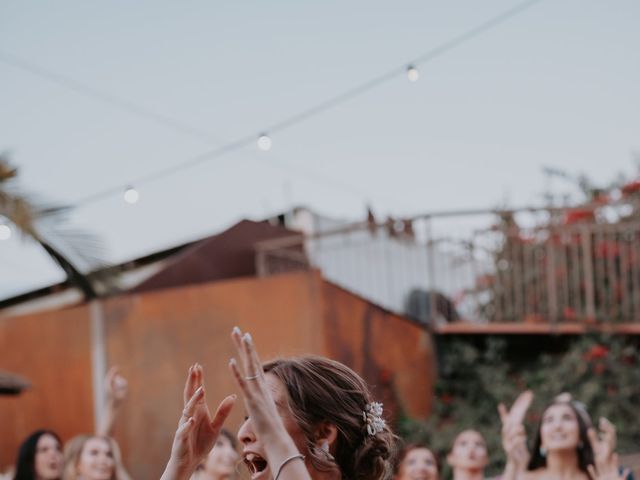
[320,441,334,460]
[539,447,547,457]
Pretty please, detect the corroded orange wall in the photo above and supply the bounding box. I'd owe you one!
[0,305,94,466]
[102,271,325,478]
[320,281,435,421]
[0,271,434,478]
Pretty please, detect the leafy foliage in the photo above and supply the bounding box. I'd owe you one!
[398,334,640,477]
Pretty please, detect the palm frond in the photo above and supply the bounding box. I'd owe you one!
[1,155,113,300]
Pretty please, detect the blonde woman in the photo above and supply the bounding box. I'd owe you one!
[62,435,130,480]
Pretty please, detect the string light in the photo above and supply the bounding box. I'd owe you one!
[406,65,419,82]
[257,133,272,151]
[123,186,140,204]
[0,223,11,241]
[0,0,542,210]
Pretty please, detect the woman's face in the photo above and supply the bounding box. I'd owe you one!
[34,433,63,480]
[540,404,581,452]
[76,437,115,480]
[447,430,488,471]
[238,373,311,480]
[203,435,239,479]
[396,447,438,480]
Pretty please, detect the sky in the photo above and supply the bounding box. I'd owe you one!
[1,0,639,300]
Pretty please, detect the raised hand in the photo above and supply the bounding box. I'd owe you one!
[229,327,311,480]
[96,366,130,436]
[105,366,128,404]
[588,418,627,480]
[587,453,630,480]
[229,328,285,441]
[498,391,533,477]
[161,364,236,480]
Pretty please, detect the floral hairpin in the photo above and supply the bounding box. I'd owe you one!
[363,402,386,436]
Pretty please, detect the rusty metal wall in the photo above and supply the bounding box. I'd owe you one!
[0,271,434,477]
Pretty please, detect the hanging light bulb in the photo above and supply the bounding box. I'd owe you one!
[406,65,419,82]
[257,133,272,151]
[0,223,11,240]
[123,186,140,204]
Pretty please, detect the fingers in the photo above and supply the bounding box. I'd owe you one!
[621,468,631,480]
[231,327,263,381]
[183,364,204,406]
[498,403,508,424]
[210,394,237,433]
[510,390,533,425]
[176,415,195,439]
[231,327,251,376]
[600,417,616,448]
[229,358,249,396]
[587,464,597,480]
[587,427,599,453]
[181,385,205,425]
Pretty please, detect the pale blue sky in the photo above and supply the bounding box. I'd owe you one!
[1,0,639,299]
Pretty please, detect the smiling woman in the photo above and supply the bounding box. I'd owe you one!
[500,393,631,480]
[61,435,131,480]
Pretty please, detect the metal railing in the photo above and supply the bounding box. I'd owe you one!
[255,207,640,325]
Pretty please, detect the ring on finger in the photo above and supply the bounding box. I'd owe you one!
[244,373,260,381]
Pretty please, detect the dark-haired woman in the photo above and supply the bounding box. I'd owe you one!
[500,393,630,480]
[13,430,63,480]
[161,327,396,480]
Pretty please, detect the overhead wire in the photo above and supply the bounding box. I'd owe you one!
[0,0,544,209]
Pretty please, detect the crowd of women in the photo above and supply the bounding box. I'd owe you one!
[4,327,633,480]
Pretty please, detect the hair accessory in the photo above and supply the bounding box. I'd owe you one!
[363,402,386,436]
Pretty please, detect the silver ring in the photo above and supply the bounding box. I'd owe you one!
[244,374,260,381]
[182,409,190,417]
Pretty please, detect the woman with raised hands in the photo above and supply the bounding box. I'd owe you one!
[161,327,396,480]
[499,392,630,480]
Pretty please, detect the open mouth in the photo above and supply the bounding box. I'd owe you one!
[244,453,268,477]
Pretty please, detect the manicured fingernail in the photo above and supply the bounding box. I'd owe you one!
[232,326,241,335]
[243,332,252,344]
[229,358,236,367]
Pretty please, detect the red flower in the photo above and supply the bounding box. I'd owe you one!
[584,344,609,361]
[621,180,640,196]
[564,209,595,224]
[440,393,455,405]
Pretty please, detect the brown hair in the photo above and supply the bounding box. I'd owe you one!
[393,442,439,476]
[263,356,396,480]
[528,397,594,475]
[62,435,131,480]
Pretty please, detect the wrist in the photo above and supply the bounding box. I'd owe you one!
[164,458,196,480]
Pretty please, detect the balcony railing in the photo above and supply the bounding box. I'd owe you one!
[255,207,640,326]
